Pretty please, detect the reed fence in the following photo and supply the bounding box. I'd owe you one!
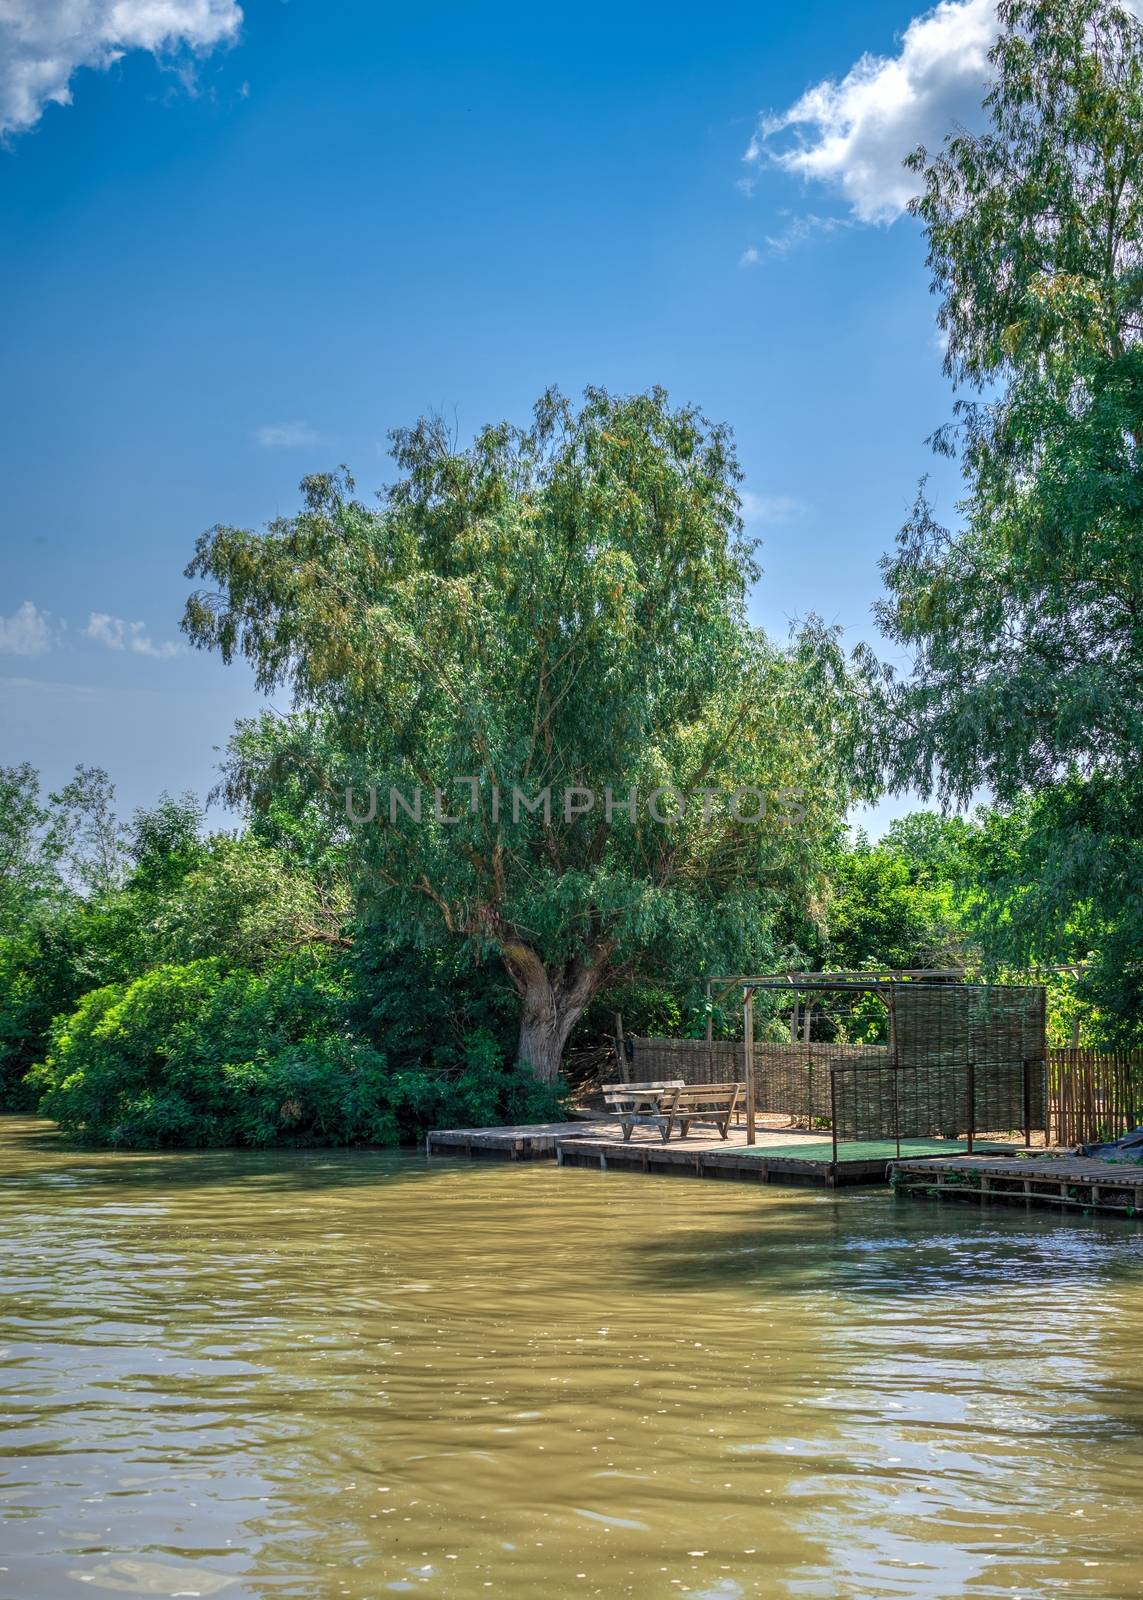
[625,1035,1045,1135]
[1047,1049,1143,1146]
[625,1037,877,1123]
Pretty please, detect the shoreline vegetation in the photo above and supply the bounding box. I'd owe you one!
[0,761,1119,1150]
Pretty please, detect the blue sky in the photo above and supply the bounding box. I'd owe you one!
[0,0,1004,834]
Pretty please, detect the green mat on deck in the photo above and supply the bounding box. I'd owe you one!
[734,1137,1018,1163]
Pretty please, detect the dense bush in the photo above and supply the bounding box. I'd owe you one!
[0,923,86,1111]
[32,951,562,1148]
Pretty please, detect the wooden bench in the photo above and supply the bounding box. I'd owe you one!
[667,1083,741,1141]
[601,1080,741,1143]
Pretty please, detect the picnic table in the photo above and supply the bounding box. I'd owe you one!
[601,1080,741,1143]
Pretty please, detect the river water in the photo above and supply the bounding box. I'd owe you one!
[1,1117,1142,1600]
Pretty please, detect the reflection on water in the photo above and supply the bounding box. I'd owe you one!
[1,1116,1142,1600]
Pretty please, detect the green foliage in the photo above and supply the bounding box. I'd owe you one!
[0,762,68,931]
[126,793,206,894]
[874,0,1143,1032]
[49,765,129,896]
[0,921,85,1109]
[347,930,519,1069]
[346,934,565,1122]
[955,788,1143,1043]
[825,822,967,974]
[0,759,564,1134]
[185,387,869,1079]
[882,0,1143,804]
[0,765,98,1107]
[149,833,351,969]
[581,981,688,1041]
[32,953,358,1146]
[32,951,561,1148]
[880,813,976,886]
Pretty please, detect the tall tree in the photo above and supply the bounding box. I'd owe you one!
[0,763,66,932]
[875,0,1143,1012]
[185,388,866,1081]
[49,766,128,897]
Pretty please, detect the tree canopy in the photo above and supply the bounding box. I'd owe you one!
[185,387,869,1079]
[875,0,1143,1025]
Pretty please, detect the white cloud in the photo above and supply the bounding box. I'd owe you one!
[256,421,319,449]
[749,0,1143,224]
[741,216,849,264]
[0,600,52,655]
[741,491,807,526]
[764,211,851,256]
[85,612,179,659]
[746,0,998,223]
[0,0,243,137]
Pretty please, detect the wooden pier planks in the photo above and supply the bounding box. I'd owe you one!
[426,1122,894,1186]
[553,1136,885,1186]
[889,1153,1143,1218]
[424,1121,618,1160]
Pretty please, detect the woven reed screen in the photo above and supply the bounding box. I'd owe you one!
[630,982,1047,1138]
[832,983,1047,1142]
[754,1042,887,1121]
[628,1038,886,1120]
[625,1037,739,1086]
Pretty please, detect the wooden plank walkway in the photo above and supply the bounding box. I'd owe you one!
[425,1122,993,1187]
[890,1153,1143,1218]
[424,1121,616,1160]
[552,1133,885,1187]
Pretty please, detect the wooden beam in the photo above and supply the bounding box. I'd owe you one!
[743,987,756,1145]
[613,1012,629,1084]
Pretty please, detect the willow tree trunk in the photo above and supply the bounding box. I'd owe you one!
[504,941,611,1086]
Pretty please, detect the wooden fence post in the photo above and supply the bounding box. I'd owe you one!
[744,987,756,1146]
[614,1013,628,1084]
[1046,1047,1143,1145]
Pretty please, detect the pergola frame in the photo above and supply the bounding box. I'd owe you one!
[702,973,1042,1152]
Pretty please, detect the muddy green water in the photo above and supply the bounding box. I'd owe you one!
[2,1119,1142,1600]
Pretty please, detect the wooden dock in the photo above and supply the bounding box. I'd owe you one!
[890,1152,1143,1218]
[424,1121,616,1161]
[425,1122,1001,1188]
[551,1131,887,1186]
[425,1122,1143,1214]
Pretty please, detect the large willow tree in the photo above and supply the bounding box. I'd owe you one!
[876,0,1143,1021]
[185,388,864,1080]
